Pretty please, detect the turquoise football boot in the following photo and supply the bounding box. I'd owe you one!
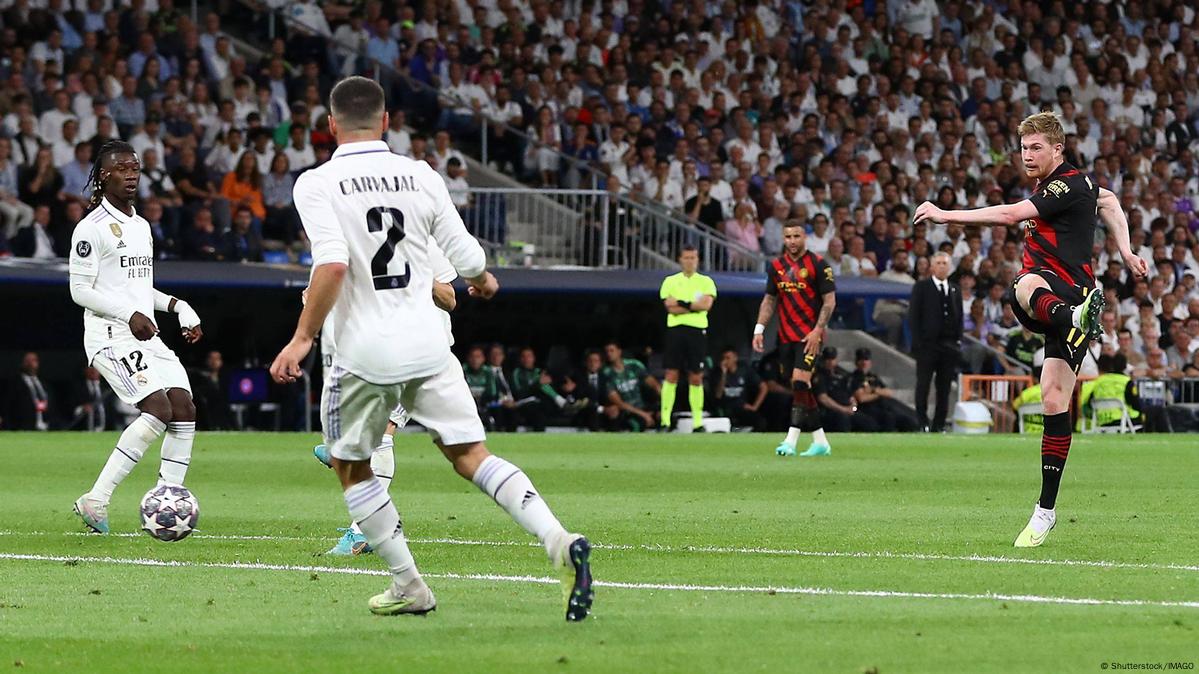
[799,443,831,457]
[326,528,371,556]
[313,444,332,469]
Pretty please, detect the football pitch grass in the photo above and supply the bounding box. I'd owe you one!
[0,432,1196,673]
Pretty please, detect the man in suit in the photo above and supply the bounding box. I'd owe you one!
[7,351,52,430]
[910,252,963,431]
[70,366,108,431]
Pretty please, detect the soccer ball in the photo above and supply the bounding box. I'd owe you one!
[139,484,200,542]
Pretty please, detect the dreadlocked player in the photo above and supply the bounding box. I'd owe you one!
[69,140,205,533]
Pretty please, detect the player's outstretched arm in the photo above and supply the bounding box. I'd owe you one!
[423,162,489,282]
[1097,187,1149,280]
[913,199,1039,228]
[153,290,203,343]
[270,262,346,383]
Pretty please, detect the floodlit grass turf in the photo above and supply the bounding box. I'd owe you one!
[0,432,1196,674]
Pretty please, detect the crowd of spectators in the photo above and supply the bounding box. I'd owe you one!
[1,0,1198,379]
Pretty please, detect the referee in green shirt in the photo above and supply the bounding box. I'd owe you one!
[659,245,717,430]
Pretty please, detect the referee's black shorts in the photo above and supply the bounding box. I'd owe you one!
[1011,270,1091,373]
[664,326,708,373]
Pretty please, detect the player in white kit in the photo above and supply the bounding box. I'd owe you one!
[68,140,203,533]
[309,242,459,556]
[269,77,593,621]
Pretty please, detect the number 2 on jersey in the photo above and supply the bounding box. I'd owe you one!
[366,206,411,290]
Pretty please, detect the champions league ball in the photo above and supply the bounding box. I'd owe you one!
[139,484,200,542]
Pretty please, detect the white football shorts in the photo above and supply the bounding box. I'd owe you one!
[323,356,485,461]
[91,335,192,406]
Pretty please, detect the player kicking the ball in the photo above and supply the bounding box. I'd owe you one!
[914,111,1148,547]
[309,246,459,556]
[752,221,837,457]
[270,77,592,621]
[69,141,203,533]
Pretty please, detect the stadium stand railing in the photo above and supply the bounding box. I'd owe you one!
[462,188,767,272]
[962,334,1033,374]
[959,374,1035,433]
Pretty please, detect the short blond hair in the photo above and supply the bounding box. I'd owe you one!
[1018,111,1065,147]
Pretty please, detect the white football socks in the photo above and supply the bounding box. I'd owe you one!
[783,427,801,447]
[343,478,420,586]
[350,436,396,536]
[158,421,195,485]
[91,413,167,501]
[472,455,566,557]
[812,428,829,447]
[372,435,395,492]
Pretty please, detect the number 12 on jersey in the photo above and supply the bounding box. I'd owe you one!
[367,206,410,290]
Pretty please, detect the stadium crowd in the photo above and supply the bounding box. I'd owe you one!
[1,0,1198,420]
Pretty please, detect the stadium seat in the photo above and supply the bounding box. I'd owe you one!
[262,251,290,265]
[1016,402,1044,434]
[1088,399,1139,435]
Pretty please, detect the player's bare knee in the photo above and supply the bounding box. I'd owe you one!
[1042,398,1070,416]
[331,458,372,489]
[663,369,679,384]
[1041,387,1071,415]
[138,391,173,425]
[437,441,489,479]
[687,372,703,387]
[167,388,196,422]
[1014,274,1047,310]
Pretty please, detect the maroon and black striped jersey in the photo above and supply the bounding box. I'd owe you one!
[1022,161,1099,287]
[765,250,836,343]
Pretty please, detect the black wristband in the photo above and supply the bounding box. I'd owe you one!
[676,300,691,310]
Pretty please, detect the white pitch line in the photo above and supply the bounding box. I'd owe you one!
[1,552,1196,611]
[2,530,1196,575]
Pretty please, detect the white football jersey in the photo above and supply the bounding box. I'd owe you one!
[69,198,157,361]
[319,239,458,361]
[296,140,485,384]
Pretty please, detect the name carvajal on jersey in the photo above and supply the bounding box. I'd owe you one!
[338,174,418,195]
